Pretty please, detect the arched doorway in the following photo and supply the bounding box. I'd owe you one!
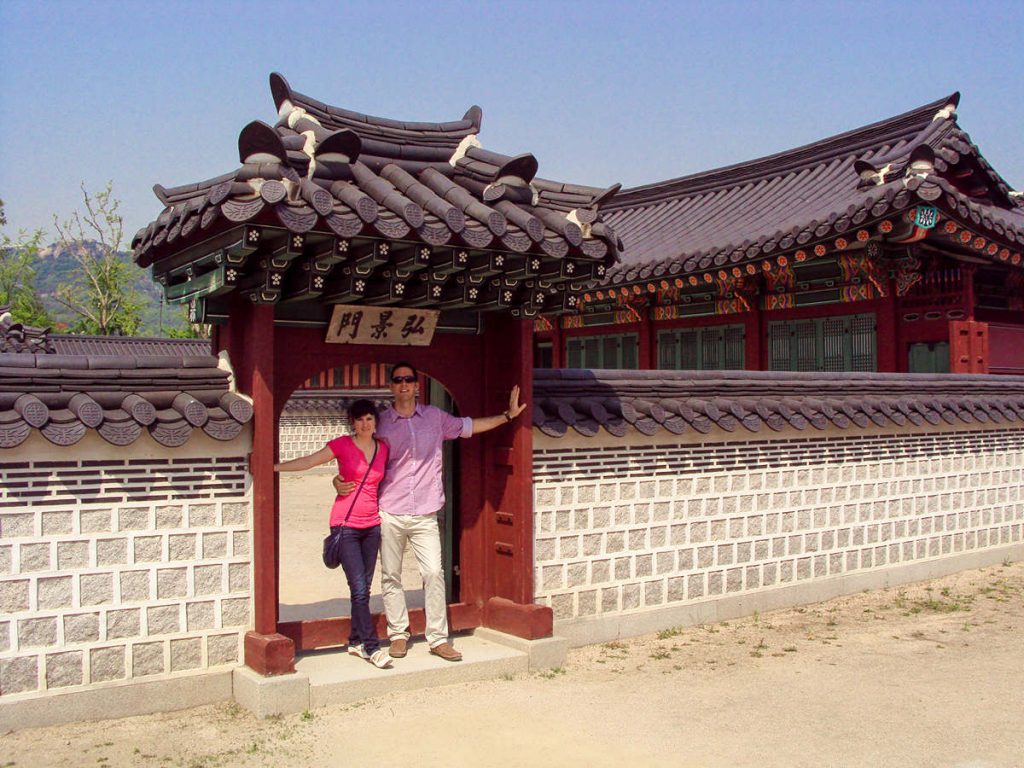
[219,303,548,673]
[276,364,463,635]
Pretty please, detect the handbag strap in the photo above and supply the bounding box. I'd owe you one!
[340,438,379,526]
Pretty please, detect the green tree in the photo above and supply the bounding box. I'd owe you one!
[52,182,144,335]
[0,199,53,328]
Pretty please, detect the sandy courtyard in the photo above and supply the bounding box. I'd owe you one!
[3,551,1022,767]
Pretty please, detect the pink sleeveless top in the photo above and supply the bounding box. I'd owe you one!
[326,436,388,528]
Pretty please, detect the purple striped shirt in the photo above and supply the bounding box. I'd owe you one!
[376,404,472,516]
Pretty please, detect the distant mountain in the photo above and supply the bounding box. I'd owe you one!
[34,241,191,335]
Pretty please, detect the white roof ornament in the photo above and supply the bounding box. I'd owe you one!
[286,106,321,130]
[933,102,957,122]
[903,145,936,186]
[276,98,294,121]
[854,162,892,186]
[566,209,593,238]
[449,134,481,166]
[217,350,239,393]
[300,129,318,179]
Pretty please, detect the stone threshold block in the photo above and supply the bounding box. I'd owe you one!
[232,666,310,718]
[472,627,569,671]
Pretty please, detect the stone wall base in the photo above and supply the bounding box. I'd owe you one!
[554,543,1024,647]
[0,668,233,730]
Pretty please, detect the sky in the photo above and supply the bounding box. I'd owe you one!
[0,0,1021,245]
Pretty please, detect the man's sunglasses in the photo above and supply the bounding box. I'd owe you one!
[391,375,416,384]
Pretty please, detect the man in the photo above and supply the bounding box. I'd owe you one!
[335,361,526,662]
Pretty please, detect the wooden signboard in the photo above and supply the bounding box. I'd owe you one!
[325,305,439,346]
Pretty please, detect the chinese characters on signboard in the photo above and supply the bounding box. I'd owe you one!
[325,305,439,346]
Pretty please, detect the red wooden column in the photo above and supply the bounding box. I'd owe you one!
[743,309,762,371]
[877,279,900,372]
[550,322,564,369]
[478,313,552,638]
[641,309,657,369]
[224,301,295,675]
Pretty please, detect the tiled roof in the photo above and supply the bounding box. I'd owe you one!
[533,368,1024,438]
[49,335,211,357]
[0,351,252,449]
[601,93,1024,287]
[132,73,621,319]
[0,307,53,354]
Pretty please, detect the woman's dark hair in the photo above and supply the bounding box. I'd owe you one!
[348,398,378,422]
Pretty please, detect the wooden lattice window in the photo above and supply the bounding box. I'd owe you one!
[566,333,639,369]
[768,314,877,372]
[658,325,745,370]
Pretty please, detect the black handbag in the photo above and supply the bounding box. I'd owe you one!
[322,439,378,569]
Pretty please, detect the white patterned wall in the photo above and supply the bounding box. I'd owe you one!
[0,432,252,700]
[533,426,1024,627]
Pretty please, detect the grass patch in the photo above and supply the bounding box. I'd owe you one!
[538,666,566,679]
[750,637,768,657]
[657,626,685,640]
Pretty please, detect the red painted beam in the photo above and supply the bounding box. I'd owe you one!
[278,603,482,652]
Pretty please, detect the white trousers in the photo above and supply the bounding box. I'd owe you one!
[379,510,449,648]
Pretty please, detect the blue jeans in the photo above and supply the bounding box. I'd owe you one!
[338,524,382,653]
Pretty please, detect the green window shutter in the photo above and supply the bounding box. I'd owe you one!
[680,329,699,369]
[768,321,792,371]
[566,339,583,368]
[907,341,948,373]
[620,335,638,369]
[795,320,818,371]
[724,326,745,369]
[849,314,876,371]
[657,330,678,369]
[602,336,618,368]
[908,342,931,373]
[822,317,846,372]
[701,328,722,369]
[566,333,639,369]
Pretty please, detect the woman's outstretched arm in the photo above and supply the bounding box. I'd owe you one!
[274,445,335,473]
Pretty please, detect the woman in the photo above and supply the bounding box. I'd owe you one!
[274,399,391,669]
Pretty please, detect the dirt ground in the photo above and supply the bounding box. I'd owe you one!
[3,471,1022,767]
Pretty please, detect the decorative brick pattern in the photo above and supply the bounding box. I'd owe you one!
[278,415,349,462]
[0,454,251,698]
[534,429,1024,621]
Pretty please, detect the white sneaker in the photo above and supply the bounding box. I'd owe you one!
[369,649,393,669]
[347,644,369,660]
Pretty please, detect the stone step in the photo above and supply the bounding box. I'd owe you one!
[299,632,528,709]
[234,629,568,717]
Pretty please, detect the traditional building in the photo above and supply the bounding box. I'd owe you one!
[129,72,624,677]
[535,93,1024,376]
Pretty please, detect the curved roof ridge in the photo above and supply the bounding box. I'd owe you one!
[269,72,481,148]
[608,93,959,209]
[154,171,239,205]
